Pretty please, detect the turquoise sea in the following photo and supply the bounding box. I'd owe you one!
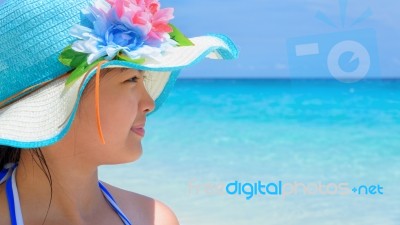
[100,79,400,225]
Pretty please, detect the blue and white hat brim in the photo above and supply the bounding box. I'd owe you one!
[0,34,238,148]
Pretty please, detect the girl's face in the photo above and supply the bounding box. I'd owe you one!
[44,68,155,166]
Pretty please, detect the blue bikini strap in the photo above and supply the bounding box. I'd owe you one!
[4,164,23,225]
[99,181,133,225]
[0,163,16,184]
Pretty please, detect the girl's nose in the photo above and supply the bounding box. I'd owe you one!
[141,86,155,114]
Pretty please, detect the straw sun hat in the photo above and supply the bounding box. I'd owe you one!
[0,0,239,148]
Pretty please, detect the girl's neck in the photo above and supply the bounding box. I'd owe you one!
[15,151,111,224]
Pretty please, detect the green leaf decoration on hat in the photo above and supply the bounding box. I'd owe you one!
[116,52,145,64]
[65,56,107,88]
[169,24,194,47]
[58,45,89,68]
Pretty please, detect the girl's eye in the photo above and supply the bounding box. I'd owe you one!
[127,76,139,83]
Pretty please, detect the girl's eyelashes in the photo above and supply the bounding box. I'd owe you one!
[127,76,139,83]
[126,74,147,83]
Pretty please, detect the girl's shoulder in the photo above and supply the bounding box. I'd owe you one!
[100,181,180,225]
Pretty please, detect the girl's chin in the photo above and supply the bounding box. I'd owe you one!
[105,144,143,165]
[125,145,143,162]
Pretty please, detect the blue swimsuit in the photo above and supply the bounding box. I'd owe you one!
[0,163,132,225]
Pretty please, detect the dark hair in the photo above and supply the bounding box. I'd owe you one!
[0,145,20,167]
[0,147,52,181]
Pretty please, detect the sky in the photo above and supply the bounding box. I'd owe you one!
[166,0,400,79]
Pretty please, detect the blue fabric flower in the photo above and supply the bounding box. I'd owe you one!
[106,24,144,50]
[70,2,147,64]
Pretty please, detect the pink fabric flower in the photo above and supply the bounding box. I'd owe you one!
[106,0,174,45]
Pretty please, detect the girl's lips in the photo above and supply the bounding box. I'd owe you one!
[131,127,145,137]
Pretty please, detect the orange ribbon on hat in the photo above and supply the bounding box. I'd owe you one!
[95,60,107,145]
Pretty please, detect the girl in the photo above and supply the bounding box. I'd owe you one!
[0,0,238,224]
